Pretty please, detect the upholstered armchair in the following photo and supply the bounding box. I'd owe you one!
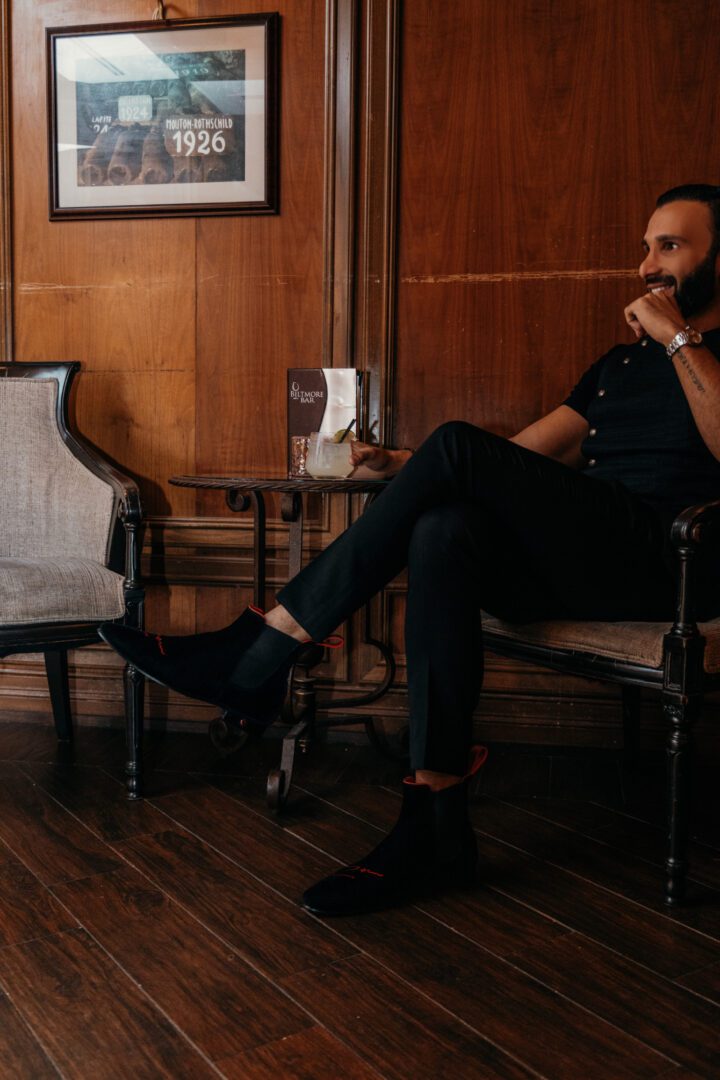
[482,497,720,906]
[0,362,144,796]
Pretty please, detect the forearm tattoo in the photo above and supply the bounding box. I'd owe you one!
[675,348,706,393]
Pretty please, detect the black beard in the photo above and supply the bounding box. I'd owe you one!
[675,247,719,319]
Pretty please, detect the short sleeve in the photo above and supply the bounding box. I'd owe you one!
[562,356,604,419]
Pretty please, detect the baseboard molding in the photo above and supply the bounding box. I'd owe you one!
[1,649,716,750]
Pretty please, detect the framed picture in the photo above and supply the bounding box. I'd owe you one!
[46,13,279,220]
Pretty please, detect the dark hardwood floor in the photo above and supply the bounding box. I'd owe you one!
[0,720,719,1079]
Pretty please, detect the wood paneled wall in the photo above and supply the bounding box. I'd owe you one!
[389,0,720,743]
[1,0,718,743]
[395,0,720,444]
[3,0,340,725]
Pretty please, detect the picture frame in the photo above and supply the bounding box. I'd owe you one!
[46,13,279,221]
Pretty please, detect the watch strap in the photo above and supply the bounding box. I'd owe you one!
[666,326,702,359]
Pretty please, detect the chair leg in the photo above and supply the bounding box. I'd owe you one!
[663,694,699,906]
[621,684,642,769]
[124,663,145,800]
[44,650,73,743]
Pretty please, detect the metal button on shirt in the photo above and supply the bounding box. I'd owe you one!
[589,428,597,437]
[623,357,630,365]
[587,458,597,466]
[597,388,606,397]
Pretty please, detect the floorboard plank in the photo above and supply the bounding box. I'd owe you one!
[676,959,720,1005]
[0,990,61,1077]
[501,931,720,1075]
[301,905,671,1080]
[114,827,357,978]
[502,796,720,892]
[0,721,123,769]
[0,842,77,948]
[0,928,219,1078]
[19,761,178,843]
[281,955,539,1080]
[472,797,720,939]
[0,767,121,885]
[215,1025,385,1080]
[151,786,339,897]
[52,865,314,1061]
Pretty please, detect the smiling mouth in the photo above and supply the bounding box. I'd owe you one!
[647,281,675,295]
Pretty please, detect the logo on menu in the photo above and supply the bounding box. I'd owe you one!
[289,381,325,404]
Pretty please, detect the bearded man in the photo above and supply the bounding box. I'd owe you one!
[101,183,720,917]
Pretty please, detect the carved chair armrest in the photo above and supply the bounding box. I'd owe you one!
[668,497,720,634]
[64,429,143,582]
[670,497,720,549]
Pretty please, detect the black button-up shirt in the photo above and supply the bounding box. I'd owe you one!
[563,330,720,524]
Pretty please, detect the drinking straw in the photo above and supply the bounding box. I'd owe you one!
[338,418,356,442]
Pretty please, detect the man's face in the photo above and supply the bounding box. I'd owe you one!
[639,200,720,319]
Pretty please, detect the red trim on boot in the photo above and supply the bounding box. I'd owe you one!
[465,745,489,778]
[319,634,344,649]
[403,745,488,787]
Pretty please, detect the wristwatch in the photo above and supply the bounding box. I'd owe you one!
[666,325,703,358]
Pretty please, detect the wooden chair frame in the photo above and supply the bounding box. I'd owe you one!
[483,496,720,905]
[0,362,145,797]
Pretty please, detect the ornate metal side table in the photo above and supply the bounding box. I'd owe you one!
[169,474,396,808]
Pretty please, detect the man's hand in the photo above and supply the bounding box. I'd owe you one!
[349,442,410,478]
[624,289,685,347]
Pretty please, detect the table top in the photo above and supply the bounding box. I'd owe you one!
[169,474,389,494]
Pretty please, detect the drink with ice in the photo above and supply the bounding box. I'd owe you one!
[306,432,354,478]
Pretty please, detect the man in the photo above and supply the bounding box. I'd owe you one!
[101,184,720,917]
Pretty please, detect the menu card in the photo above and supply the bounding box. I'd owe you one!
[287,368,362,467]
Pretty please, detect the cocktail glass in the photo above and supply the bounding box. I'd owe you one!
[305,433,354,478]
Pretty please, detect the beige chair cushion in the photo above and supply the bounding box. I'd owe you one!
[0,380,115,564]
[0,557,125,624]
[483,614,720,674]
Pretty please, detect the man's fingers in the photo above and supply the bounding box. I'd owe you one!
[624,301,646,339]
[350,444,381,465]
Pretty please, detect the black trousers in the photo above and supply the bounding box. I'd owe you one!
[278,422,676,775]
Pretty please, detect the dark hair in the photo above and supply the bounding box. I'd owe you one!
[656,183,720,251]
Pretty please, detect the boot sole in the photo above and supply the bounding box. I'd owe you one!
[301,861,480,917]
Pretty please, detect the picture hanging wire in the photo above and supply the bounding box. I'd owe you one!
[151,2,166,20]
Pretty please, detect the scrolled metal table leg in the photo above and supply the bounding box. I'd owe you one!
[226,488,266,609]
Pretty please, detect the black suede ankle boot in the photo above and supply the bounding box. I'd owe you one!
[301,746,488,916]
[98,608,304,728]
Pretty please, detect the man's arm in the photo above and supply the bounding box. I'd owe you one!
[669,344,720,459]
[510,404,589,468]
[625,291,720,461]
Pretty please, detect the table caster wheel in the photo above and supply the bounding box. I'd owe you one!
[267,768,288,810]
[209,713,250,756]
